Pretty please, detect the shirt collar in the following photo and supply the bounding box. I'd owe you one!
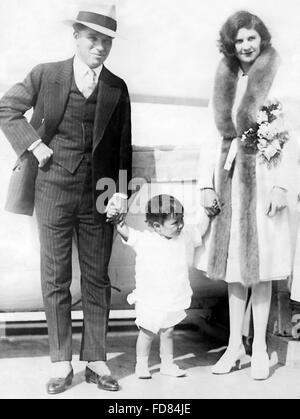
[73,55,103,80]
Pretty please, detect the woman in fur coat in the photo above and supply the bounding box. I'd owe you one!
[197,10,298,380]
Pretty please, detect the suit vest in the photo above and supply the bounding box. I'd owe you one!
[49,75,98,173]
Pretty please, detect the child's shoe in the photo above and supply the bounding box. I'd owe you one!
[135,363,152,379]
[160,363,186,377]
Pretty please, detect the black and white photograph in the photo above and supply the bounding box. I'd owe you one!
[0,0,299,401]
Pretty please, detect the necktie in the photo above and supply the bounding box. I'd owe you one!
[82,69,97,99]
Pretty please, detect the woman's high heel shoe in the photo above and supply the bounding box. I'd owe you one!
[251,350,270,380]
[211,345,247,375]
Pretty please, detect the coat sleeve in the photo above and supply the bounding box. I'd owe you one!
[0,64,43,157]
[117,82,132,197]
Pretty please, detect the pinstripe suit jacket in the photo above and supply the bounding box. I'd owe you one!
[0,58,132,220]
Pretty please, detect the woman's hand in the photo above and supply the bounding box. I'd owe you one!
[200,188,222,217]
[265,186,287,217]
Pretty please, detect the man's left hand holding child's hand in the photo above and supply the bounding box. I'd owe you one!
[106,193,128,225]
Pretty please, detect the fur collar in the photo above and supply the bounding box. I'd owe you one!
[213,47,281,139]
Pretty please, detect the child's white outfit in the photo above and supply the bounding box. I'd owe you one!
[122,224,206,334]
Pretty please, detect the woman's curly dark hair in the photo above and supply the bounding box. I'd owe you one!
[218,10,272,63]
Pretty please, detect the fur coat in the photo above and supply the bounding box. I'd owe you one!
[196,47,298,286]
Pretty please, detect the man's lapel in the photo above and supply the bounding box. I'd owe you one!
[93,66,121,151]
[44,58,73,141]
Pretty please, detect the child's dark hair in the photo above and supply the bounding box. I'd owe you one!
[145,194,184,227]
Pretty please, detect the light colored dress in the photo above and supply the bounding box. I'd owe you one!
[123,225,204,333]
[196,66,299,285]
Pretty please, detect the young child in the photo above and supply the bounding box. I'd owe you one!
[107,194,209,379]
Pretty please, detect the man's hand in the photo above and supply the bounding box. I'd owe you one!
[265,186,287,217]
[106,193,127,225]
[106,193,127,213]
[32,142,53,168]
[106,204,119,220]
[106,203,121,223]
[106,203,129,240]
[200,188,222,217]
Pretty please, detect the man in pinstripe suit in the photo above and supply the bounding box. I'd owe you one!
[0,3,131,394]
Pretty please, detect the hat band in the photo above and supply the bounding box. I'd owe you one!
[77,11,117,32]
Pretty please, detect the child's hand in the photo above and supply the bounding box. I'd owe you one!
[106,204,126,225]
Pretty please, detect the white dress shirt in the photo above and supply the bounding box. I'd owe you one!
[73,54,102,96]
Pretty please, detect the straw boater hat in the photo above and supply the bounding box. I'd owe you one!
[64,3,118,38]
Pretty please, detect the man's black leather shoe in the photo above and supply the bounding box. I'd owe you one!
[46,369,74,395]
[85,367,120,391]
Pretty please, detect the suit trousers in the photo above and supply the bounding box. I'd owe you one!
[35,155,114,362]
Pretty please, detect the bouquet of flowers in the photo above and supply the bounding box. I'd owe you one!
[241,100,289,168]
